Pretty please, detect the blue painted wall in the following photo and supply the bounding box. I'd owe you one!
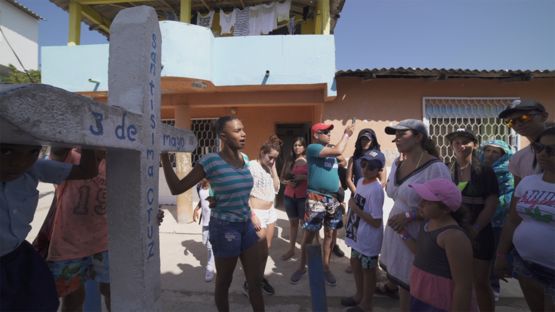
[42,22,336,96]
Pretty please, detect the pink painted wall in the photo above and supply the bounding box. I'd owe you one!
[324,77,555,165]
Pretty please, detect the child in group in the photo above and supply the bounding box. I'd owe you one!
[341,151,386,312]
[46,147,110,312]
[193,178,215,282]
[0,143,97,311]
[402,178,477,312]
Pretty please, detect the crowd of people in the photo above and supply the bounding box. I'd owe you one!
[1,99,553,312]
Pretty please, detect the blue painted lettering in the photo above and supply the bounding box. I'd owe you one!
[127,124,137,142]
[150,114,156,129]
[147,242,155,259]
[147,188,154,205]
[148,165,154,177]
[89,111,104,135]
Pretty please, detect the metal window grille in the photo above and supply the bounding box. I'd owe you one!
[191,118,220,164]
[161,118,220,166]
[423,97,519,163]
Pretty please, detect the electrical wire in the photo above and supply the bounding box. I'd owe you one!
[0,25,35,83]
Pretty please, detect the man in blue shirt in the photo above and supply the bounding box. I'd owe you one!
[290,122,354,286]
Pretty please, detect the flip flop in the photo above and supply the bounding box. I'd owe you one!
[375,283,399,299]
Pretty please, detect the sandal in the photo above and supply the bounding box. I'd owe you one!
[375,282,399,299]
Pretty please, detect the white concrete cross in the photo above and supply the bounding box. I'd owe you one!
[0,6,196,311]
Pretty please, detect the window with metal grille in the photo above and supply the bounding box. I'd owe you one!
[423,97,519,163]
[161,118,220,166]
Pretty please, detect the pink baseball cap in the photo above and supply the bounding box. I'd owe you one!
[409,178,462,211]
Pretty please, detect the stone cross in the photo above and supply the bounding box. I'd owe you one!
[0,6,196,311]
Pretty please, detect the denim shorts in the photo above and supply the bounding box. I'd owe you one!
[303,191,343,232]
[513,250,555,299]
[351,248,378,270]
[208,217,259,258]
[284,196,306,219]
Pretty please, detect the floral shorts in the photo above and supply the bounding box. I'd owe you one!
[303,191,343,232]
[48,250,110,297]
[351,248,378,270]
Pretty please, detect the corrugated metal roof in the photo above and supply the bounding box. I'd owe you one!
[336,67,555,80]
[5,0,42,20]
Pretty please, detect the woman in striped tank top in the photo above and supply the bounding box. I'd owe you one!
[161,116,264,312]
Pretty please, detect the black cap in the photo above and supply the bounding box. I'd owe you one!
[498,99,546,118]
[385,119,428,137]
[361,150,386,168]
[446,128,478,143]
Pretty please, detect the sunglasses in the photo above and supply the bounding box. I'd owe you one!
[317,130,331,135]
[503,113,538,128]
[531,142,555,156]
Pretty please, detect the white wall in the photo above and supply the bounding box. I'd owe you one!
[0,0,39,70]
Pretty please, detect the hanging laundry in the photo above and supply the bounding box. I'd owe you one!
[197,10,215,28]
[220,8,237,35]
[288,16,295,35]
[234,7,250,36]
[249,3,277,35]
[259,3,278,35]
[276,0,292,23]
[248,4,262,35]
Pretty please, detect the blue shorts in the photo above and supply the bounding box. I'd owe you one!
[513,250,555,299]
[284,196,306,219]
[208,217,259,258]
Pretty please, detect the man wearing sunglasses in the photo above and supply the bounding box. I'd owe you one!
[499,99,549,186]
[289,121,354,287]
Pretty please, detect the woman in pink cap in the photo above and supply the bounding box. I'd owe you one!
[403,178,477,312]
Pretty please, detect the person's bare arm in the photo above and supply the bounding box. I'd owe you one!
[161,152,205,195]
[470,194,498,237]
[444,230,473,311]
[66,149,98,180]
[495,197,522,278]
[379,167,388,188]
[346,158,356,193]
[318,125,354,158]
[348,197,381,228]
[271,162,280,193]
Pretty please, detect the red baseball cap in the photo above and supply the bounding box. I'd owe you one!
[311,123,334,134]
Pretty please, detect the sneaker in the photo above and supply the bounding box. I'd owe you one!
[261,278,275,295]
[290,269,306,285]
[324,270,337,287]
[242,281,249,297]
[333,245,345,257]
[204,270,215,282]
[493,290,500,302]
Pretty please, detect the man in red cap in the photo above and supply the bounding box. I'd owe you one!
[289,121,354,286]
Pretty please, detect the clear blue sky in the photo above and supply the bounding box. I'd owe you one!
[16,0,555,70]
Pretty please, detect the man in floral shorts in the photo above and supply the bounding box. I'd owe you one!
[289,122,354,286]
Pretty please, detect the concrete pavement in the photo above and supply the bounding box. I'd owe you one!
[28,183,528,311]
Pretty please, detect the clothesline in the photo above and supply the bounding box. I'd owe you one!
[195,0,294,36]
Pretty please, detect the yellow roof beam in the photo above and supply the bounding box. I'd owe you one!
[77,0,152,4]
[81,4,111,34]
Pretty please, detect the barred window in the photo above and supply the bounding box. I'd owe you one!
[161,118,219,166]
[424,97,519,163]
